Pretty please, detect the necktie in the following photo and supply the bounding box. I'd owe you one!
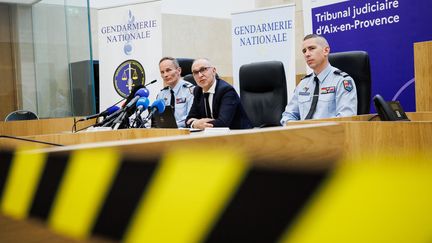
[204,92,212,118]
[305,76,320,120]
[170,89,175,112]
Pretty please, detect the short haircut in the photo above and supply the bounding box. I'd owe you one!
[303,34,329,47]
[159,57,180,68]
[192,57,211,67]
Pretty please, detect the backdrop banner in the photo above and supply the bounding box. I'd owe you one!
[231,4,296,97]
[303,0,432,111]
[98,1,162,110]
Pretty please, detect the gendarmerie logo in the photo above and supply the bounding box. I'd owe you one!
[113,59,146,98]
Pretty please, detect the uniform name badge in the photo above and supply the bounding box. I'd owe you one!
[299,86,310,96]
[176,97,186,104]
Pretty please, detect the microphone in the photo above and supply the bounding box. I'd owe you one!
[124,88,150,111]
[123,84,145,108]
[112,88,150,130]
[78,106,120,121]
[136,97,150,115]
[131,97,150,128]
[121,80,154,108]
[141,99,165,127]
[144,79,157,87]
[96,107,124,127]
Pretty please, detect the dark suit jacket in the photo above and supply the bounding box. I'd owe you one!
[186,79,252,129]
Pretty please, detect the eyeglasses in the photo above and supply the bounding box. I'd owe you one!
[192,66,212,76]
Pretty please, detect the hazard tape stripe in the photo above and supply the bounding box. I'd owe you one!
[0,146,348,243]
[91,159,158,240]
[279,155,432,243]
[0,150,14,202]
[48,148,121,239]
[3,147,432,242]
[0,148,47,219]
[28,153,69,220]
[123,149,248,243]
[204,167,327,243]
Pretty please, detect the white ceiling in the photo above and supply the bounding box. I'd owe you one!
[0,0,148,8]
[0,0,256,18]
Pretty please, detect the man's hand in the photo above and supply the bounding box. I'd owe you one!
[188,118,214,129]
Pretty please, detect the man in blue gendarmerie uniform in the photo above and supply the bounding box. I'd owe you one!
[156,57,195,128]
[280,34,357,125]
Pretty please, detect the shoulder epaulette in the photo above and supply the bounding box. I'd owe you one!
[301,73,313,80]
[183,82,194,88]
[160,86,169,91]
[334,69,350,77]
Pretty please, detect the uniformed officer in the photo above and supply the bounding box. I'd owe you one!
[156,57,194,128]
[280,34,357,124]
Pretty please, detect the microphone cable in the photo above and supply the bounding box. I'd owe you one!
[367,114,380,121]
[72,98,125,133]
[0,135,63,147]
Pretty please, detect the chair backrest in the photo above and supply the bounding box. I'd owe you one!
[177,58,194,77]
[5,110,39,121]
[328,51,372,115]
[177,58,197,86]
[183,74,196,86]
[239,61,287,127]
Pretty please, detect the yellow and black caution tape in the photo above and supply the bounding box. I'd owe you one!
[280,154,432,243]
[1,148,432,243]
[124,149,248,243]
[1,147,47,219]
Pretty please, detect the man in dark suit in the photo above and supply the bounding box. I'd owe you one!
[186,58,252,130]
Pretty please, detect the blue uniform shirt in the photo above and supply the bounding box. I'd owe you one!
[156,79,195,128]
[280,64,357,124]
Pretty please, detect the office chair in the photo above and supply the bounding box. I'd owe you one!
[5,110,39,121]
[177,58,194,76]
[177,58,196,85]
[239,61,287,127]
[182,74,196,86]
[328,51,372,115]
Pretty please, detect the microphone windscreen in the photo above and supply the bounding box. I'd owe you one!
[136,97,150,110]
[135,87,150,98]
[123,84,145,107]
[153,99,166,114]
[107,106,120,115]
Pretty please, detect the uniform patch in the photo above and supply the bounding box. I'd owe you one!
[176,98,186,104]
[321,86,335,94]
[343,80,353,92]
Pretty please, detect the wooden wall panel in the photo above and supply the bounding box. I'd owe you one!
[414,41,432,111]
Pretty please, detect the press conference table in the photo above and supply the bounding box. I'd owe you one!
[2,112,432,162]
[288,112,432,161]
